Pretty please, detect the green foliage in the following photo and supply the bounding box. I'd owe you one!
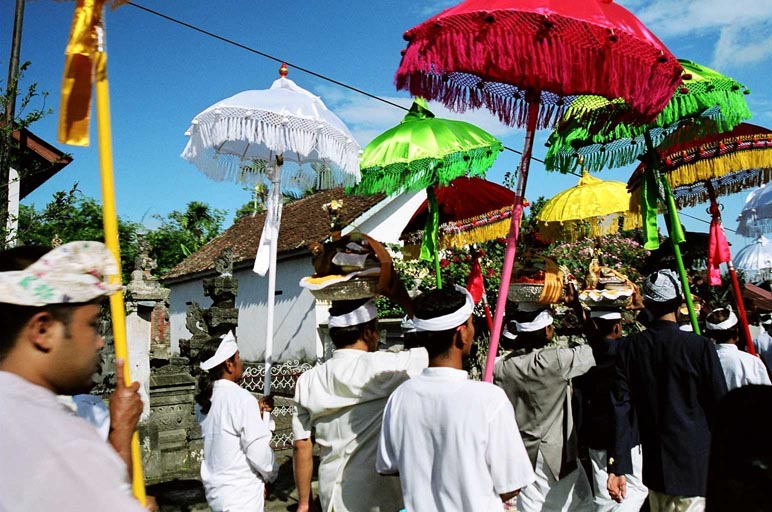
[146,201,226,275]
[17,187,139,282]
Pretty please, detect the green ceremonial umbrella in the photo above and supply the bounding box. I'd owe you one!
[352,98,503,287]
[543,59,751,334]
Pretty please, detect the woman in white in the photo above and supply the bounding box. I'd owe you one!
[195,332,279,512]
[705,307,771,390]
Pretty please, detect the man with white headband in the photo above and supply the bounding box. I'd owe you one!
[292,298,427,512]
[377,286,534,512]
[608,269,727,512]
[195,331,278,511]
[0,243,146,511]
[574,309,648,511]
[705,306,770,391]
[493,303,595,512]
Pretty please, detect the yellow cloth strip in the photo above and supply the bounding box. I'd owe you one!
[439,219,511,249]
[58,0,107,146]
[668,149,772,189]
[539,257,563,304]
[96,48,147,506]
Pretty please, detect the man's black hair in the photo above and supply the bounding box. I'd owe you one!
[412,288,467,359]
[512,309,552,351]
[644,297,682,320]
[328,298,377,349]
[195,337,237,414]
[591,317,622,339]
[705,307,740,344]
[0,245,78,361]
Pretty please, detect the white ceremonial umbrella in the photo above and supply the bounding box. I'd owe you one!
[734,236,772,283]
[182,64,360,409]
[737,182,772,238]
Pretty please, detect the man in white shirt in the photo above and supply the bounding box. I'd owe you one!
[377,286,535,512]
[196,332,278,511]
[705,307,771,391]
[0,242,146,512]
[292,298,428,512]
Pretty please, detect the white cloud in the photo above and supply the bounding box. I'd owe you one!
[316,85,519,148]
[618,0,772,70]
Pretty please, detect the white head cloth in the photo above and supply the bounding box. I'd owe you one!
[642,269,683,303]
[679,323,694,332]
[200,331,239,371]
[515,309,554,333]
[328,299,377,328]
[0,241,120,306]
[401,315,417,333]
[413,285,474,332]
[503,323,518,340]
[706,308,739,331]
[590,310,622,320]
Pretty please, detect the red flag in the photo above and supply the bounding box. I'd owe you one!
[708,217,731,286]
[467,255,484,304]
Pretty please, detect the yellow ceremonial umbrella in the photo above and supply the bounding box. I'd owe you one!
[58,0,146,504]
[536,171,640,243]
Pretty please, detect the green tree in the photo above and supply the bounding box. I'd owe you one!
[17,187,140,282]
[146,201,226,275]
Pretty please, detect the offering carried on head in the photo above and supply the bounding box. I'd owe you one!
[508,256,564,304]
[579,258,636,309]
[299,233,413,315]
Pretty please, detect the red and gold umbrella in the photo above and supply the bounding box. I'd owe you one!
[396,0,682,382]
[629,123,772,354]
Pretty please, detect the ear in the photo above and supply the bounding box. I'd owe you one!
[25,311,58,353]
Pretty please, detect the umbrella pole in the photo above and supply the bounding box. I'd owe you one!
[427,187,442,289]
[483,100,540,383]
[706,184,756,354]
[263,157,283,420]
[95,50,146,504]
[643,132,701,334]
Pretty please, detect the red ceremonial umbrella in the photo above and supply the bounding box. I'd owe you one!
[396,0,682,382]
[401,177,517,332]
[629,123,772,353]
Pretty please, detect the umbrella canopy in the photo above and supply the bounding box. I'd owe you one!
[182,67,360,190]
[180,65,361,402]
[536,172,639,243]
[738,181,772,238]
[354,99,503,195]
[400,176,515,249]
[396,0,682,128]
[734,236,772,283]
[628,123,772,209]
[546,60,752,173]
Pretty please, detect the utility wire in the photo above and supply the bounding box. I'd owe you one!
[125,2,558,170]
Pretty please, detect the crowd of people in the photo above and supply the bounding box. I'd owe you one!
[1,242,771,511]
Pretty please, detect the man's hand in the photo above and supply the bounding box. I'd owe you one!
[144,495,159,512]
[108,358,143,475]
[607,473,627,503]
[259,394,275,415]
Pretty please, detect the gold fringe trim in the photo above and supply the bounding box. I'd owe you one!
[537,213,642,244]
[440,218,511,249]
[668,149,772,190]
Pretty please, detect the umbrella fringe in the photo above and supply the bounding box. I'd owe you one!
[671,167,772,209]
[396,14,682,127]
[538,213,641,243]
[439,221,512,249]
[352,146,499,195]
[182,111,361,181]
[667,149,772,190]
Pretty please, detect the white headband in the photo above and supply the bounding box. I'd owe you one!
[503,324,518,340]
[590,310,622,320]
[679,323,694,332]
[706,310,739,331]
[401,315,417,333]
[515,309,554,332]
[0,241,120,306]
[200,331,239,371]
[413,285,475,332]
[328,299,377,328]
